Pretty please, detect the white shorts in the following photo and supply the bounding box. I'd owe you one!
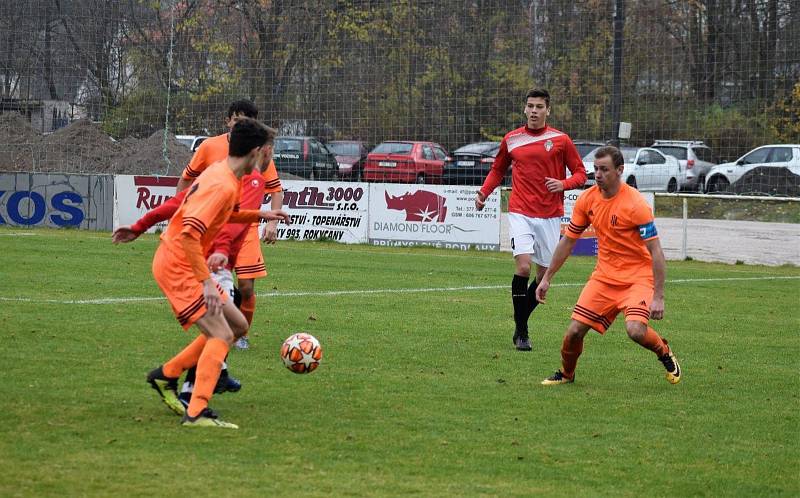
[508,213,561,267]
[211,269,235,299]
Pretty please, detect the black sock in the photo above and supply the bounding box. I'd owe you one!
[184,366,196,384]
[525,279,540,321]
[512,274,530,337]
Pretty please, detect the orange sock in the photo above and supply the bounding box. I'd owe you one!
[163,335,208,378]
[187,338,229,417]
[560,335,584,380]
[240,294,256,329]
[639,327,669,357]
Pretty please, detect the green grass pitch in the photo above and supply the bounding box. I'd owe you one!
[1,226,798,497]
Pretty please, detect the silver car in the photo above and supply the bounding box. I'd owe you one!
[582,146,681,192]
[651,140,717,192]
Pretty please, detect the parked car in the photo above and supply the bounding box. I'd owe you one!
[327,140,368,181]
[273,136,338,180]
[363,141,451,184]
[705,144,800,194]
[584,146,681,192]
[175,134,208,152]
[443,141,504,186]
[651,140,718,191]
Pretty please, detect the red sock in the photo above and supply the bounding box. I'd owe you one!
[163,335,207,378]
[639,327,669,357]
[187,338,229,417]
[560,335,584,380]
[240,294,256,330]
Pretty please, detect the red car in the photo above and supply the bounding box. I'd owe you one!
[363,141,451,184]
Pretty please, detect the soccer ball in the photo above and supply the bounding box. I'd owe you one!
[280,333,322,374]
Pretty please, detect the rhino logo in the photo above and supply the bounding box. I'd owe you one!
[384,190,448,222]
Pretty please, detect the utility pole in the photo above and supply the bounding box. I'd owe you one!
[610,0,624,146]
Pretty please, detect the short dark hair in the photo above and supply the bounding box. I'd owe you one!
[226,99,258,119]
[525,88,550,107]
[228,118,276,157]
[594,146,624,167]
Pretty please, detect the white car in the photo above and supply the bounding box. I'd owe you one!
[175,134,209,152]
[582,146,680,192]
[704,145,800,193]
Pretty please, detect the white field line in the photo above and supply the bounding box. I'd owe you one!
[0,275,797,305]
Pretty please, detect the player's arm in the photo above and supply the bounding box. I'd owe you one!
[177,142,208,193]
[559,139,588,191]
[228,208,290,224]
[476,140,511,210]
[535,235,578,304]
[262,190,284,244]
[111,191,186,243]
[645,237,667,320]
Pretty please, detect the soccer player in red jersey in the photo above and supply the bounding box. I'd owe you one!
[535,146,681,385]
[475,89,587,351]
[145,119,288,428]
[177,99,284,350]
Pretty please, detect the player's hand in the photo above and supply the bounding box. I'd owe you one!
[649,297,665,320]
[535,279,551,303]
[112,226,141,244]
[545,177,565,192]
[207,252,228,273]
[261,209,291,224]
[262,220,278,244]
[474,191,486,211]
[203,279,223,316]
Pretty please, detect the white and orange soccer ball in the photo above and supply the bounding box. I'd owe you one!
[280,333,322,374]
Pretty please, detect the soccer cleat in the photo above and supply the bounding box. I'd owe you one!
[541,370,574,386]
[234,336,250,350]
[146,366,185,416]
[214,371,242,394]
[515,336,532,351]
[181,408,238,429]
[658,346,682,384]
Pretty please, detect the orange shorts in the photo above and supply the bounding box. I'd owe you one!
[234,224,267,279]
[152,244,227,330]
[571,278,653,334]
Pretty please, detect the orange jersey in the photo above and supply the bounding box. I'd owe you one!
[182,132,282,195]
[160,161,242,281]
[182,134,229,181]
[565,183,658,286]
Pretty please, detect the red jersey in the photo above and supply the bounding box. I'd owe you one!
[480,125,586,219]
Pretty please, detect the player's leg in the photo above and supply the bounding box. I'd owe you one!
[181,308,239,429]
[236,277,256,349]
[147,246,206,416]
[622,285,681,384]
[508,213,535,350]
[179,269,242,407]
[234,225,267,349]
[542,320,591,385]
[543,279,619,385]
[523,217,561,342]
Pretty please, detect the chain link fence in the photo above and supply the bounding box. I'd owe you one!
[1,0,798,194]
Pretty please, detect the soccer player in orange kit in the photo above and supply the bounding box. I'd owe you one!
[535,146,681,386]
[146,118,289,428]
[177,99,283,350]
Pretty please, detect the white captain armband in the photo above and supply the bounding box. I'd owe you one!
[639,221,658,240]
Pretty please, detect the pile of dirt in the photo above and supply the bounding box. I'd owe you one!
[112,130,193,176]
[0,113,195,175]
[38,118,122,173]
[0,112,40,144]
